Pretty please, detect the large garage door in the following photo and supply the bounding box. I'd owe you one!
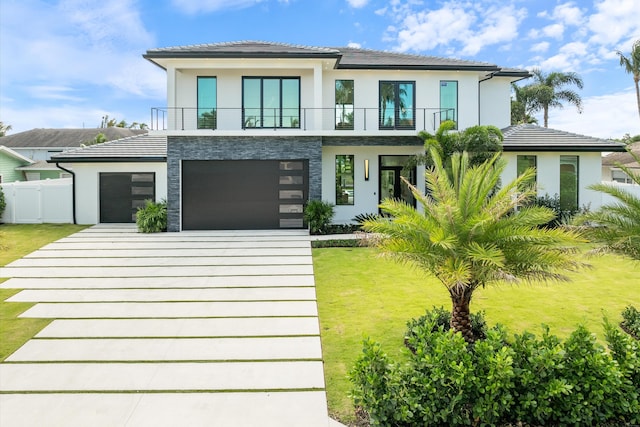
[99,173,155,223]
[182,160,307,230]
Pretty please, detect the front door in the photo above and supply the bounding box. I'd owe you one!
[379,155,416,208]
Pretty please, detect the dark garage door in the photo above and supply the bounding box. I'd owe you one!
[182,160,307,230]
[99,173,155,223]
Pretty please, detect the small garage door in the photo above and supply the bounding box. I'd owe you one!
[99,173,155,223]
[182,160,307,230]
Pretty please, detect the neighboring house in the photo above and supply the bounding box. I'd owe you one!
[48,40,623,229]
[602,141,640,184]
[501,124,625,211]
[1,128,147,162]
[0,145,34,183]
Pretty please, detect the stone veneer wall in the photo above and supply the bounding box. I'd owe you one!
[166,135,322,232]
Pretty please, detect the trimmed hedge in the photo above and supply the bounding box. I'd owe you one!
[350,313,639,426]
[621,305,640,340]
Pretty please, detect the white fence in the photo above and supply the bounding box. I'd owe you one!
[1,178,73,224]
[601,181,640,207]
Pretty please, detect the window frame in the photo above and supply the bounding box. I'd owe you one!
[559,155,579,212]
[440,80,458,128]
[197,76,217,130]
[242,76,301,129]
[335,80,354,130]
[335,154,355,206]
[378,81,416,130]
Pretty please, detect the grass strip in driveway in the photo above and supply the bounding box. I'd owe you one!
[0,224,88,361]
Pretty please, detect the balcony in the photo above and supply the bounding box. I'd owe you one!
[150,107,455,134]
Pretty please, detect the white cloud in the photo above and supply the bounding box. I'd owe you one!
[588,0,640,46]
[347,42,362,48]
[551,2,584,26]
[541,23,565,39]
[0,0,161,98]
[171,0,263,14]
[531,41,550,53]
[389,2,525,55]
[540,89,640,139]
[346,0,369,8]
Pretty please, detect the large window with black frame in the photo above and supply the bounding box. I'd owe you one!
[242,77,300,129]
[379,81,415,130]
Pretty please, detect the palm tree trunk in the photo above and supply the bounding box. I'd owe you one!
[634,76,640,121]
[543,106,549,128]
[449,284,475,344]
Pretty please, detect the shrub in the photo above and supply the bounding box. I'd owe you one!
[534,193,589,228]
[404,306,488,351]
[621,305,640,339]
[136,199,167,233]
[304,200,334,234]
[350,320,639,426]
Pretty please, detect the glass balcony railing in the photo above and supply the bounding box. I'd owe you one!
[150,107,455,133]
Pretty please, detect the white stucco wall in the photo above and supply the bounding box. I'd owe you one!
[164,58,512,134]
[501,151,604,210]
[322,146,425,224]
[72,162,167,224]
[479,77,513,129]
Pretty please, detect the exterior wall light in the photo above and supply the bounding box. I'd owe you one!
[364,159,369,181]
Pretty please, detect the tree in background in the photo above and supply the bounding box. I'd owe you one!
[617,39,640,122]
[100,115,148,129]
[363,149,583,342]
[510,83,539,125]
[0,122,12,137]
[518,69,584,128]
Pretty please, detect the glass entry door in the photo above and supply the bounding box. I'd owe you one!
[379,155,416,208]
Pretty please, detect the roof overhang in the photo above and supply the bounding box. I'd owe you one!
[47,157,167,163]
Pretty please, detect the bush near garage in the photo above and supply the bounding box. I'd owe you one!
[350,310,639,427]
[136,199,167,233]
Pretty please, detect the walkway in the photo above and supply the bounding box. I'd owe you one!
[0,225,335,426]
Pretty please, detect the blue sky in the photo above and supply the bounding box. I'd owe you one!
[1,0,639,138]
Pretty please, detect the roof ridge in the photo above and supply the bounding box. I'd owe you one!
[148,40,340,54]
[335,45,496,66]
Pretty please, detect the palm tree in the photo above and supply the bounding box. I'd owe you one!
[0,121,12,137]
[511,83,539,125]
[575,149,640,260]
[527,69,584,127]
[616,39,640,121]
[362,149,583,343]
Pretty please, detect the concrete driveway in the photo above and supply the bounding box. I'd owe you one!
[0,225,335,427]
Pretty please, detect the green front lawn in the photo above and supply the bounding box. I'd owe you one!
[313,247,639,425]
[0,223,88,361]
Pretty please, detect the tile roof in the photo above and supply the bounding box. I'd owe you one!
[501,124,626,152]
[0,128,148,148]
[49,133,167,163]
[602,141,640,167]
[332,46,499,71]
[145,41,340,59]
[144,41,528,74]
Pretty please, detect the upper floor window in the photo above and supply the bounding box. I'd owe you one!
[243,77,300,129]
[335,80,354,130]
[440,80,458,127]
[379,81,415,130]
[197,77,217,129]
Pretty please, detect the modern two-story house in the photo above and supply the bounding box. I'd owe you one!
[50,41,624,229]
